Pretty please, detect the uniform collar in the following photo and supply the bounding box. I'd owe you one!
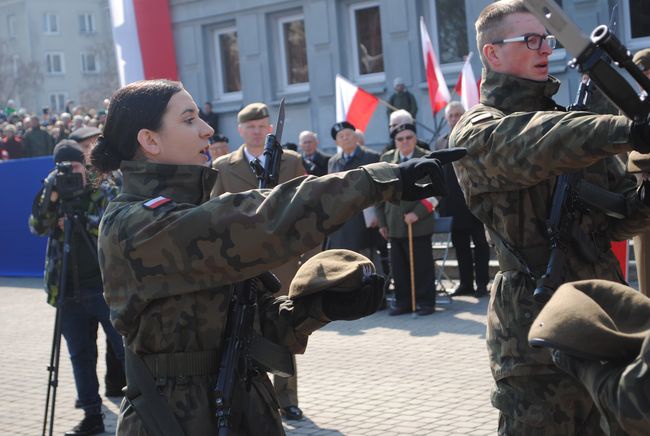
[120,160,218,205]
[479,69,562,113]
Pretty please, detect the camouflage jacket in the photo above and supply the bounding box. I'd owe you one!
[28,172,118,306]
[450,70,650,380]
[98,160,401,435]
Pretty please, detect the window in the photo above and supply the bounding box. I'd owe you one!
[7,15,16,39]
[433,0,468,64]
[81,53,99,73]
[213,27,242,98]
[278,15,309,88]
[350,2,384,79]
[44,13,59,34]
[49,93,67,112]
[625,0,650,45]
[79,13,96,34]
[45,52,64,74]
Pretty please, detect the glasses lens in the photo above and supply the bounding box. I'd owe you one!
[526,34,542,50]
[546,35,557,49]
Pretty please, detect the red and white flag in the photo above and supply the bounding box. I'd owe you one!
[454,52,480,110]
[335,74,379,132]
[419,17,450,115]
[109,0,178,85]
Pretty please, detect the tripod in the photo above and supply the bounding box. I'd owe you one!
[42,201,98,436]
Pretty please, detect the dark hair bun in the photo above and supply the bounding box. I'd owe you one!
[90,135,122,172]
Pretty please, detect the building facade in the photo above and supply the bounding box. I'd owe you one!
[0,0,118,114]
[169,0,650,152]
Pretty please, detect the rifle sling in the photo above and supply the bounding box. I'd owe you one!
[123,347,186,436]
[248,332,295,377]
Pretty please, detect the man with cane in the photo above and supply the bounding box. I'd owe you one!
[377,123,437,316]
[29,140,124,436]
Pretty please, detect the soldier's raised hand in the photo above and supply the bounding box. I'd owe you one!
[398,148,466,201]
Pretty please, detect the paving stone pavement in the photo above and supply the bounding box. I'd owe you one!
[0,277,498,435]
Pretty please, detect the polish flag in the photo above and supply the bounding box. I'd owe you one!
[419,17,450,115]
[454,53,480,110]
[109,0,178,86]
[335,74,379,132]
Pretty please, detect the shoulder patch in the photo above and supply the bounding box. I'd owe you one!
[470,112,494,124]
[143,196,172,210]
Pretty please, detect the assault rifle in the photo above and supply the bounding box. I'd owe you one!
[215,99,294,435]
[522,0,650,303]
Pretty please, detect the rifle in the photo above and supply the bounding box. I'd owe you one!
[523,1,648,303]
[214,99,294,435]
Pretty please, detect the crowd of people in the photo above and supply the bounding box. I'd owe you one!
[14,0,650,434]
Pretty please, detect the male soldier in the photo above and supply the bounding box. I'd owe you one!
[298,130,331,176]
[450,1,650,433]
[628,48,650,297]
[437,101,490,298]
[211,102,306,420]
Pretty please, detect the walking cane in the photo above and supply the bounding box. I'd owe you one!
[407,222,417,317]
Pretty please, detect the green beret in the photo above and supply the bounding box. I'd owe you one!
[529,280,650,361]
[289,249,375,299]
[632,48,650,72]
[627,151,650,173]
[238,102,270,123]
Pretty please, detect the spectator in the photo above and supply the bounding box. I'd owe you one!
[199,101,219,132]
[377,123,436,316]
[387,77,418,118]
[208,134,230,161]
[72,115,85,131]
[2,124,25,159]
[70,126,102,158]
[298,130,331,177]
[23,115,55,157]
[383,109,430,153]
[437,101,490,298]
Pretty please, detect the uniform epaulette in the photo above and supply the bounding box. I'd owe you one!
[470,112,494,124]
[143,196,172,210]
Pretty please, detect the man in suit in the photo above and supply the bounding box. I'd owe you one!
[326,121,380,256]
[211,102,306,421]
[377,123,437,315]
[298,130,331,176]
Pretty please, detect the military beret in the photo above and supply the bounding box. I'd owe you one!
[390,123,417,139]
[53,140,85,164]
[237,103,270,123]
[330,121,356,140]
[632,48,650,72]
[627,151,650,173]
[529,279,650,361]
[289,249,375,299]
[69,126,101,142]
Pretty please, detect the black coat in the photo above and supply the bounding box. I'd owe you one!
[303,150,332,177]
[439,163,483,230]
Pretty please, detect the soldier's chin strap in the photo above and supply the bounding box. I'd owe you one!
[123,347,185,436]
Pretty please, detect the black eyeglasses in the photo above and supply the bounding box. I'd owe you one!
[491,33,557,50]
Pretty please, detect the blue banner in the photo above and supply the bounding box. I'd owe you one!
[0,157,54,277]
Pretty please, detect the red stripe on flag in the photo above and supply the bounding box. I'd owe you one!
[346,88,379,132]
[425,52,439,113]
[454,71,462,96]
[610,240,628,280]
[132,0,178,80]
[419,199,434,213]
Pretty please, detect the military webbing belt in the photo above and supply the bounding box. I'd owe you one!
[123,347,186,436]
[142,350,219,378]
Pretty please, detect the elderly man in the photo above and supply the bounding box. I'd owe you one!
[383,109,430,153]
[387,77,418,118]
[298,130,331,176]
[377,123,436,316]
[434,101,465,151]
[450,1,650,434]
[208,134,230,161]
[211,102,306,421]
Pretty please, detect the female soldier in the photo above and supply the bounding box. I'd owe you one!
[90,79,450,435]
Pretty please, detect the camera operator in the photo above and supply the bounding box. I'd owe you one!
[29,140,124,436]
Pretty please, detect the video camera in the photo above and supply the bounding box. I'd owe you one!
[54,162,85,201]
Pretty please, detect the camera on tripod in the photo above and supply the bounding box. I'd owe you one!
[54,162,85,201]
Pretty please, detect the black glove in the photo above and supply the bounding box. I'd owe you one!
[321,274,385,321]
[398,148,467,201]
[630,116,650,153]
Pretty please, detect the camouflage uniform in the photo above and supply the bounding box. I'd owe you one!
[449,70,650,434]
[98,160,402,435]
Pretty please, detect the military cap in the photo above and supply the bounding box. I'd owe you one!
[53,140,85,164]
[390,123,417,139]
[237,102,270,123]
[69,126,101,142]
[330,121,356,140]
[289,249,375,299]
[627,151,650,173]
[528,279,650,361]
[632,48,650,72]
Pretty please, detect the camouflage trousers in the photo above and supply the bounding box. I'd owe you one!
[492,374,606,435]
